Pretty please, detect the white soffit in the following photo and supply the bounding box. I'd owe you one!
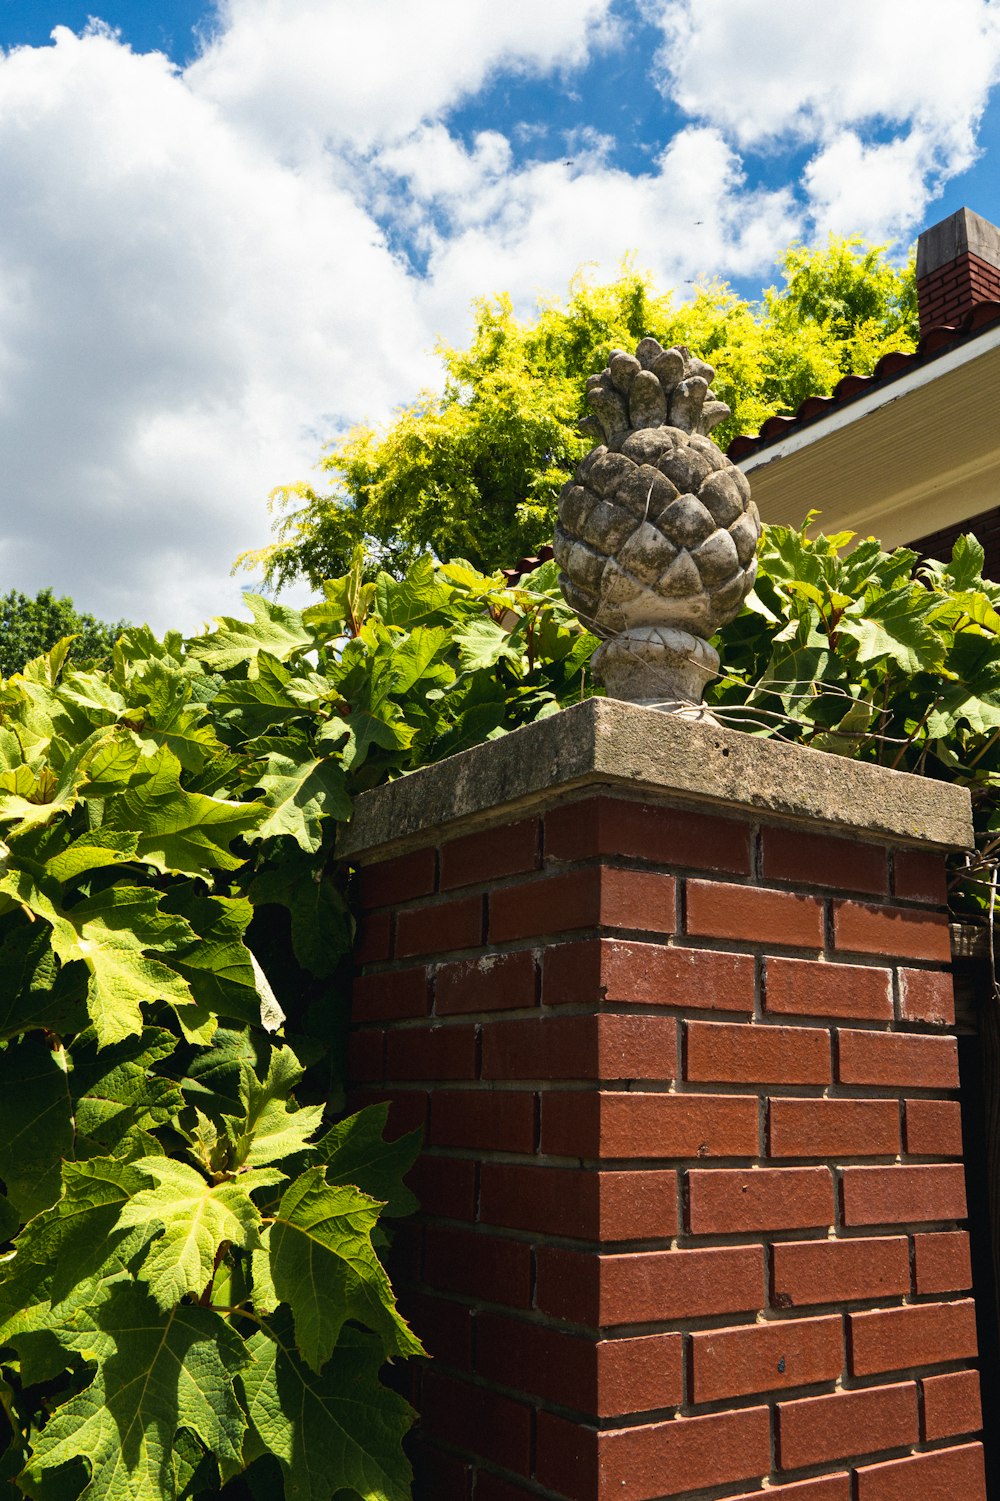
[738,325,1000,548]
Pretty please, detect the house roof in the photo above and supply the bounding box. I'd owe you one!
[726,299,1000,464]
[727,301,1000,548]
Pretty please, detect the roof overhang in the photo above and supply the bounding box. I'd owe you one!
[737,324,1000,548]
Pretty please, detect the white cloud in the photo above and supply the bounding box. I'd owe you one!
[366,123,799,338]
[0,23,436,631]
[187,0,620,154]
[647,0,1000,236]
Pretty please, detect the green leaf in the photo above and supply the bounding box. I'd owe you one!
[315,1105,420,1218]
[452,617,521,671]
[0,879,198,1046]
[225,1045,324,1171]
[839,586,948,674]
[119,1157,281,1310]
[317,705,415,773]
[373,557,455,627]
[267,1167,421,1372]
[102,746,262,879]
[161,888,264,1028]
[0,1033,73,1220]
[947,533,986,590]
[0,922,81,1041]
[240,1318,414,1501]
[248,753,352,852]
[70,1027,182,1157]
[42,830,140,884]
[192,595,313,670]
[20,1284,249,1501]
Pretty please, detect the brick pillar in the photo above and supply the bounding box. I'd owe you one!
[916,205,1000,334]
[341,698,986,1501]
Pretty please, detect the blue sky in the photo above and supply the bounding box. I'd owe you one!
[2,0,1000,630]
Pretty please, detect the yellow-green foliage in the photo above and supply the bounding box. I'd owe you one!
[240,237,917,589]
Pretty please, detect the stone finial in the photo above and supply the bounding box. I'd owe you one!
[554,339,761,719]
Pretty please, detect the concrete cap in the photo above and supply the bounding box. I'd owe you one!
[337,697,973,861]
[917,206,1000,279]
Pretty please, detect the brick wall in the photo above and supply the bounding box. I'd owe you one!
[349,783,984,1500]
[916,249,1000,334]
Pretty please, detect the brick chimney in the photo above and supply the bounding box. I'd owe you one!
[916,206,1000,335]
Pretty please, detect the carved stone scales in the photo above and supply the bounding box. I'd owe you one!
[554,339,761,718]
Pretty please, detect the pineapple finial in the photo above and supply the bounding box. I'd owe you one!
[555,339,761,720]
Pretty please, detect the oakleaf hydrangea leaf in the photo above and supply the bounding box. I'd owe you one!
[102,746,263,879]
[225,1045,324,1170]
[240,1317,413,1501]
[119,1158,282,1309]
[315,1104,420,1218]
[248,753,352,852]
[268,1168,421,1372]
[191,596,313,670]
[21,1284,249,1501]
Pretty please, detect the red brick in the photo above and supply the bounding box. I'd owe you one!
[837,1030,959,1089]
[545,795,751,873]
[385,1024,477,1081]
[396,895,482,959]
[435,949,537,1015]
[691,1315,842,1403]
[832,900,950,961]
[480,1164,677,1241]
[905,1098,964,1156]
[421,1370,532,1475]
[439,818,539,890]
[841,1163,967,1226]
[898,967,955,1025]
[489,866,676,944]
[476,1314,683,1416]
[913,1230,973,1293]
[429,1090,536,1153]
[482,1013,677,1082]
[769,1097,900,1159]
[347,1027,384,1084]
[358,847,435,908]
[725,1480,850,1501]
[893,848,949,904]
[536,1406,772,1501]
[921,1369,983,1441]
[848,1299,978,1375]
[543,938,754,1013]
[352,966,429,1021]
[347,1087,427,1137]
[778,1381,917,1469]
[355,910,392,964]
[423,1226,533,1307]
[761,827,886,894]
[535,1244,764,1326]
[542,1091,758,1159]
[688,1167,834,1235]
[686,880,825,948]
[686,1020,830,1085]
[765,956,893,1021]
[855,1442,986,1501]
[771,1237,910,1309]
[407,1155,477,1221]
[403,1289,473,1367]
